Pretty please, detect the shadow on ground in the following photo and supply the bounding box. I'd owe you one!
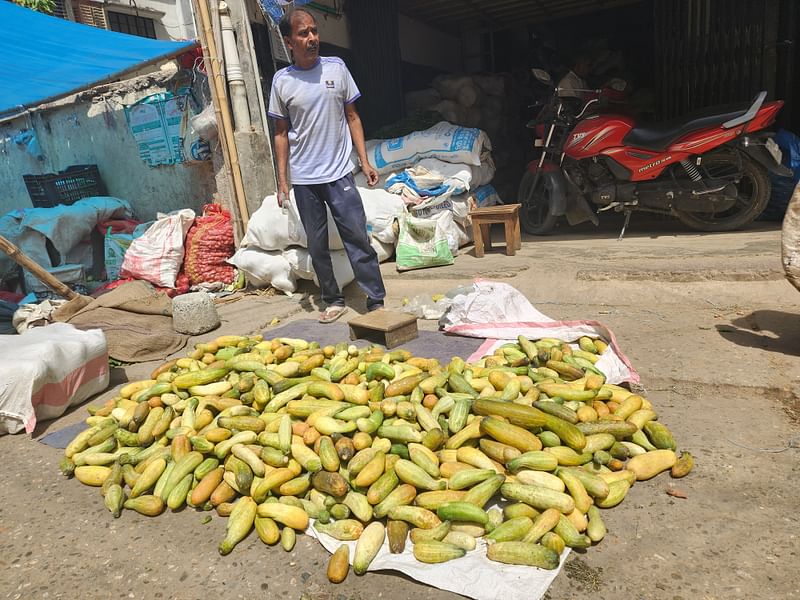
[716,309,800,356]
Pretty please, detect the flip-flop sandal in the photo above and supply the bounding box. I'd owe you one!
[319,305,348,324]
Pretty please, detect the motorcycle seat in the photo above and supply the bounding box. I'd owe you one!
[623,102,751,151]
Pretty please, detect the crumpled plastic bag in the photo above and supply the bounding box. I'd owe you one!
[401,293,453,320]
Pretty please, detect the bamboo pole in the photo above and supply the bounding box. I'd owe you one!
[192,0,251,240]
[0,234,79,300]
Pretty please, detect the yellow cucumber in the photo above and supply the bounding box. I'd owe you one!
[586,505,606,542]
[74,465,111,487]
[436,502,489,526]
[461,474,505,508]
[280,527,296,552]
[394,459,446,491]
[485,516,534,543]
[256,503,309,530]
[354,451,386,487]
[671,451,694,478]
[447,468,495,491]
[487,541,559,569]
[123,494,165,516]
[412,540,465,563]
[314,519,364,541]
[409,519,452,543]
[514,470,565,492]
[558,468,592,513]
[231,444,266,478]
[104,483,124,518]
[500,482,575,514]
[130,457,167,498]
[442,530,477,551]
[353,522,385,575]
[343,491,373,522]
[479,416,542,452]
[521,508,561,543]
[219,497,257,555]
[255,516,281,545]
[554,514,591,548]
[167,473,193,511]
[327,545,350,582]
[627,449,677,480]
[372,484,418,519]
[596,479,631,508]
[388,505,441,529]
[172,368,229,389]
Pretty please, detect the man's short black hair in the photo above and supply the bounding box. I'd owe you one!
[279,8,316,38]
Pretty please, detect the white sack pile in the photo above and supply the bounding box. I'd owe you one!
[231,121,505,290]
[406,74,512,152]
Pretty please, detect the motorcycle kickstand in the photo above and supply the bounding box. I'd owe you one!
[617,209,632,241]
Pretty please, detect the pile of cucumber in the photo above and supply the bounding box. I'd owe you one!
[61,333,692,580]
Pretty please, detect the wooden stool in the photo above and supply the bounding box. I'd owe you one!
[469,204,522,258]
[348,309,418,348]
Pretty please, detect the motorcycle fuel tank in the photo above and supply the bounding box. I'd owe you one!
[564,114,635,160]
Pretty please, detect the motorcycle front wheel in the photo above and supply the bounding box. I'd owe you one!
[518,169,558,235]
[675,149,770,231]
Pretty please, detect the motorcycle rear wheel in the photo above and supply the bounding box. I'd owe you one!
[675,149,770,231]
[518,169,558,235]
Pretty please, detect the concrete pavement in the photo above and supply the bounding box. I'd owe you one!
[1,219,798,600]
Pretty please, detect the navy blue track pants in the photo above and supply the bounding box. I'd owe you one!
[293,173,386,309]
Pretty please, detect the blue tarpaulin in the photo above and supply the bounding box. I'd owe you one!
[0,2,196,118]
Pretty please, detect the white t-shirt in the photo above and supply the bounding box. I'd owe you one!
[268,56,361,185]
[557,70,588,100]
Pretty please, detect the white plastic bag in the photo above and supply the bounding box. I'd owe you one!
[120,209,195,288]
[227,247,295,294]
[190,104,218,140]
[243,195,306,251]
[395,213,454,271]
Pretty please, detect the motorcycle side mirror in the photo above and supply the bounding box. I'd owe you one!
[531,69,553,86]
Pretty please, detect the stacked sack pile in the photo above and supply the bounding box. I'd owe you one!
[231,120,502,289]
[406,73,520,168]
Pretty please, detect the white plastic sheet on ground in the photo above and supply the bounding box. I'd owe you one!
[0,323,108,434]
[306,517,569,600]
[442,281,639,384]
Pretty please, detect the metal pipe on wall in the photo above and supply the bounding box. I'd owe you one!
[219,1,252,131]
[192,0,250,237]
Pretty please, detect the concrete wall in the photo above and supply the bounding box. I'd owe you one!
[0,68,216,221]
[398,14,461,73]
[103,0,196,40]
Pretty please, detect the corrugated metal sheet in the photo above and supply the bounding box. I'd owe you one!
[398,0,642,31]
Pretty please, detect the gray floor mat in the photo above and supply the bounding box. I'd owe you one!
[39,421,87,449]
[264,319,485,365]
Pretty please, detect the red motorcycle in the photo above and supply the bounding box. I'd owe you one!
[519,69,792,235]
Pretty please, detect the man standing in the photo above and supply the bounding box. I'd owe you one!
[268,8,386,323]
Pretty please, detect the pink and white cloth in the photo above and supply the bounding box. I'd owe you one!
[0,323,108,434]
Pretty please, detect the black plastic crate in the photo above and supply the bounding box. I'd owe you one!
[23,164,107,208]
